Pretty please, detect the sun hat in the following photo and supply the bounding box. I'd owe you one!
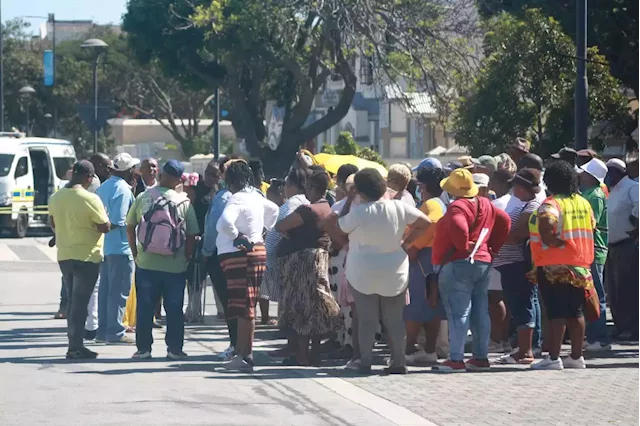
[112,153,140,172]
[412,157,442,172]
[457,155,476,169]
[440,168,479,198]
[579,158,607,183]
[551,147,578,164]
[577,149,597,159]
[477,155,498,172]
[605,158,626,173]
[472,173,490,188]
[509,168,542,193]
[508,137,531,153]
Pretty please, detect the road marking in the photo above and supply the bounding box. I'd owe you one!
[0,244,20,261]
[307,374,437,426]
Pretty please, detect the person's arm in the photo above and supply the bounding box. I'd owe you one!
[184,204,199,261]
[506,201,539,244]
[537,203,565,248]
[323,213,349,248]
[216,198,240,241]
[628,184,639,239]
[275,211,304,234]
[87,194,111,234]
[107,189,133,231]
[488,208,511,255]
[49,215,55,231]
[262,197,279,230]
[401,203,432,248]
[125,198,140,258]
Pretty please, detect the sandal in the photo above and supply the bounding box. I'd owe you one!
[494,354,534,365]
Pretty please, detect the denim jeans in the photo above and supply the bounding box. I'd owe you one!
[135,267,187,353]
[438,260,491,362]
[586,263,609,343]
[59,277,68,309]
[97,255,135,342]
[58,260,100,351]
[532,285,542,349]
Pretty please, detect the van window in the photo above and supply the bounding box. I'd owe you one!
[53,157,75,180]
[14,157,29,178]
[0,154,14,177]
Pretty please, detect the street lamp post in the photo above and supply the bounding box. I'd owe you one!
[81,38,108,153]
[19,85,36,136]
[574,0,588,150]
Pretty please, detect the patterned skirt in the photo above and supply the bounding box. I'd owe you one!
[218,244,267,320]
[261,266,281,303]
[278,248,342,336]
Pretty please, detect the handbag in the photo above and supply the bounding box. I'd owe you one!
[424,198,482,308]
[584,286,601,322]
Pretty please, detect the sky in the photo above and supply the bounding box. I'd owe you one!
[3,0,127,34]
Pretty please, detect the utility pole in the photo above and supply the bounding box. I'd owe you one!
[49,13,57,137]
[212,87,220,161]
[0,0,4,132]
[574,0,588,150]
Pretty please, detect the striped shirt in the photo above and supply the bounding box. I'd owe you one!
[264,194,309,267]
[493,194,540,267]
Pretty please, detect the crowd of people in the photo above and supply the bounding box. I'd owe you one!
[49,139,638,374]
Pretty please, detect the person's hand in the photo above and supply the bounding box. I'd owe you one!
[346,185,357,202]
[234,235,252,252]
[131,248,138,260]
[404,245,419,261]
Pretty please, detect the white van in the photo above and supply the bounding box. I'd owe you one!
[0,132,77,237]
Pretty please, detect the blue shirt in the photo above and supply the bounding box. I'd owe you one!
[202,188,231,257]
[96,175,134,256]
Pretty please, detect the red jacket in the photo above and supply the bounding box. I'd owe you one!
[432,197,511,265]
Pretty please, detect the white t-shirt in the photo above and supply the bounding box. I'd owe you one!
[338,199,422,297]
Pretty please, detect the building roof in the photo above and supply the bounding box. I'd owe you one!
[383,85,436,117]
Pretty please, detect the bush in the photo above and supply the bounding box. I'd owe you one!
[335,131,359,155]
[321,143,336,154]
[358,147,386,167]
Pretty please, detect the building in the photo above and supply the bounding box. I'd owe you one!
[39,20,121,45]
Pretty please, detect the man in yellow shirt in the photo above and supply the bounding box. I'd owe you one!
[49,160,111,360]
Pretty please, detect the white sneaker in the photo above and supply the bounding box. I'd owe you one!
[502,341,513,353]
[583,341,612,352]
[533,347,543,357]
[531,355,563,370]
[488,341,504,353]
[217,345,235,361]
[407,349,438,364]
[563,355,586,369]
[132,350,152,359]
[222,355,253,373]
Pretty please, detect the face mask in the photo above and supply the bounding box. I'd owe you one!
[415,187,422,203]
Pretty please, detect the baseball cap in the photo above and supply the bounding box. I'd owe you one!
[412,157,442,172]
[72,160,95,177]
[112,153,140,172]
[580,158,607,183]
[551,147,578,162]
[577,149,597,159]
[606,158,626,172]
[163,160,185,178]
[472,173,490,188]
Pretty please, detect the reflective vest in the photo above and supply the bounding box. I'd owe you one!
[528,194,595,268]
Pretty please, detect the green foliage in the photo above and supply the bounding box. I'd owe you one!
[335,131,359,155]
[357,147,387,167]
[478,0,639,97]
[321,144,336,154]
[453,9,631,157]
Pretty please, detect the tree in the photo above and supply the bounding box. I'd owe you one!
[335,131,359,155]
[123,0,480,174]
[453,9,631,157]
[478,0,639,98]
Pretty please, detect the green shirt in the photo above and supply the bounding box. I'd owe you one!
[581,185,608,264]
[126,187,200,273]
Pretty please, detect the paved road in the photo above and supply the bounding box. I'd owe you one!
[0,238,637,425]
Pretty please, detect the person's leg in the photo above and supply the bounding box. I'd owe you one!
[84,273,99,333]
[423,317,441,354]
[618,242,639,336]
[134,268,159,354]
[350,303,360,360]
[488,291,507,345]
[259,298,270,324]
[380,291,408,369]
[532,286,542,350]
[405,321,422,354]
[586,262,609,344]
[538,279,565,360]
[106,255,134,341]
[207,254,237,347]
[350,286,379,368]
[469,263,491,361]
[438,261,474,362]
[67,261,100,351]
[56,276,68,318]
[605,248,622,334]
[163,271,187,354]
[502,262,535,359]
[96,259,110,341]
[236,317,256,358]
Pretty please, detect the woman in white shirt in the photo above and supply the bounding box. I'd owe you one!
[216,160,279,373]
[327,168,432,375]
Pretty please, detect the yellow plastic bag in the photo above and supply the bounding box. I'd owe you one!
[122,279,137,329]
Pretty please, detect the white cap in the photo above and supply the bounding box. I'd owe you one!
[580,158,608,183]
[112,153,140,172]
[606,158,626,172]
[472,173,490,188]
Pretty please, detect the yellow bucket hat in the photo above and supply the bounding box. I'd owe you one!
[440,168,479,198]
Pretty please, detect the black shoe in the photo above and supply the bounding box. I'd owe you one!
[152,321,163,329]
[382,366,408,375]
[244,356,255,367]
[66,347,98,360]
[357,366,372,375]
[84,329,97,341]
